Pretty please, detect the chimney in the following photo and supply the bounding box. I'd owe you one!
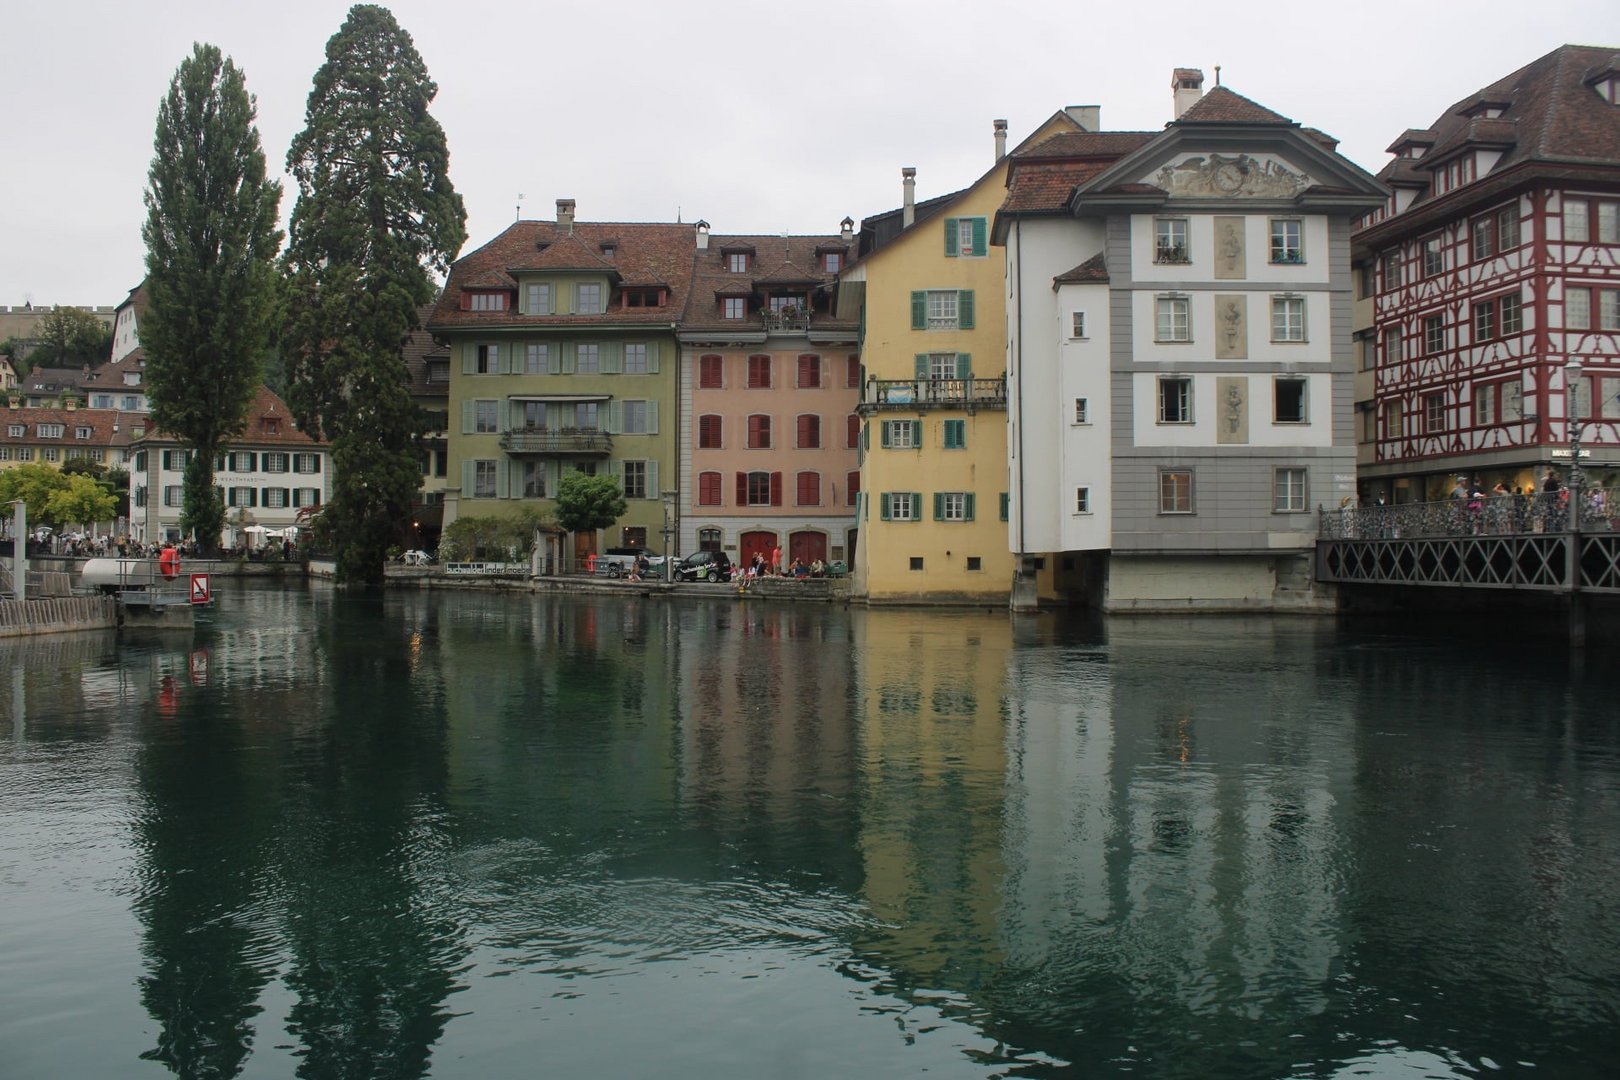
[1064,106,1100,132]
[840,216,854,242]
[1172,68,1205,119]
[556,198,576,231]
[695,220,710,250]
[901,167,916,229]
[993,119,1009,161]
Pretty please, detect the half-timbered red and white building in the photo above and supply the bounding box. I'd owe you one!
[1352,44,1620,503]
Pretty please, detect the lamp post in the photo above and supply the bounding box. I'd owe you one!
[1564,357,1586,648]
[660,489,677,583]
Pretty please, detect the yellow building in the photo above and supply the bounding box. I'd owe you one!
[844,115,1079,603]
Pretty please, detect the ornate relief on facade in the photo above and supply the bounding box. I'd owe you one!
[1155,154,1310,199]
[1217,376,1249,444]
[1215,295,1247,359]
[1214,216,1246,279]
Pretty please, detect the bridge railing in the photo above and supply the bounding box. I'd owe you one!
[1320,487,1620,540]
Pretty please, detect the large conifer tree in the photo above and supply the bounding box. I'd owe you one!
[283,4,466,585]
[141,43,282,554]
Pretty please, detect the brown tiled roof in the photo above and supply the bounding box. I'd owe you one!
[429,220,697,331]
[1174,86,1296,126]
[401,304,448,399]
[0,404,127,447]
[1002,161,1114,213]
[79,351,144,391]
[131,386,322,448]
[682,233,856,331]
[1054,253,1108,284]
[1015,131,1158,159]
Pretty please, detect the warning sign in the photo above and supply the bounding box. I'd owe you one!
[189,573,212,605]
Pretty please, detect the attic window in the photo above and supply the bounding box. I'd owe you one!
[1592,76,1619,105]
[728,252,749,273]
[600,243,617,259]
[622,287,665,308]
[261,417,282,436]
[464,291,510,312]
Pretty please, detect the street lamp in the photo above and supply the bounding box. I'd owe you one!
[1565,358,1586,527]
[660,489,678,583]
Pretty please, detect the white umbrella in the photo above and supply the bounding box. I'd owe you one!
[242,525,270,535]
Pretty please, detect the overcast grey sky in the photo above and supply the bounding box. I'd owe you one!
[3,0,1614,308]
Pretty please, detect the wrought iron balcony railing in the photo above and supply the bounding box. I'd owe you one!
[499,428,613,456]
[1319,488,1620,540]
[762,310,811,332]
[860,376,1008,412]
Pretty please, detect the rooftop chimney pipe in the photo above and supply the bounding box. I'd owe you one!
[557,198,576,231]
[902,167,916,229]
[1172,68,1205,120]
[993,119,1008,162]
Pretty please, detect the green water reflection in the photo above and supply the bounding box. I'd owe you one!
[0,583,1616,1079]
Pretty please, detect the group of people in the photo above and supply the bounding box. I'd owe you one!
[743,550,829,580]
[1445,472,1607,534]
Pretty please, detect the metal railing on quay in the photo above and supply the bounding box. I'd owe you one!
[1319,488,1620,540]
[862,376,1008,410]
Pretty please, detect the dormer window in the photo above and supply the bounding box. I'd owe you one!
[464,290,510,312]
[600,243,616,259]
[621,287,665,308]
[823,251,842,273]
[124,371,141,386]
[576,282,603,315]
[728,252,749,273]
[262,417,282,436]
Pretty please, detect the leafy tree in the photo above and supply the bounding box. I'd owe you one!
[0,463,71,525]
[101,466,132,521]
[439,508,549,562]
[283,5,466,586]
[46,473,117,530]
[553,472,627,537]
[141,42,283,556]
[27,307,112,371]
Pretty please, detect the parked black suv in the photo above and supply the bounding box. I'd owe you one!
[675,550,732,582]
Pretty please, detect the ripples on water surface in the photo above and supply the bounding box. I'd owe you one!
[0,581,1616,1079]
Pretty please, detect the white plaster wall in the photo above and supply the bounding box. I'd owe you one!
[1129,289,1333,366]
[1130,372,1333,449]
[1056,282,1112,552]
[1128,212,1331,288]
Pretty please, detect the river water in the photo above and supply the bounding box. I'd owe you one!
[1,582,1616,1079]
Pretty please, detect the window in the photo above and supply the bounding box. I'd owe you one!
[1075,487,1091,514]
[227,486,256,508]
[518,401,545,429]
[723,297,746,320]
[231,451,255,471]
[1597,201,1620,243]
[474,344,499,373]
[1565,199,1589,242]
[576,283,603,314]
[1603,289,1620,330]
[525,283,552,314]
[698,527,723,551]
[796,471,821,506]
[728,252,749,272]
[823,251,842,273]
[37,423,63,438]
[525,343,549,374]
[999,492,1010,521]
[164,485,182,507]
[935,491,973,521]
[1155,217,1189,263]
[699,354,723,388]
[622,400,649,434]
[574,402,599,430]
[1596,375,1620,419]
[263,488,288,509]
[475,400,498,433]
[42,448,60,463]
[747,414,771,449]
[1474,298,1497,341]
[1501,293,1522,335]
[1383,327,1402,367]
[882,419,919,448]
[1274,468,1308,512]
[942,418,965,449]
[1424,391,1446,433]
[623,343,648,374]
[1158,376,1193,423]
[93,394,112,409]
[910,289,974,331]
[1270,219,1303,263]
[467,291,508,311]
[1473,379,1524,425]
[1384,399,1405,436]
[1159,469,1193,514]
[576,343,600,374]
[744,471,774,506]
[797,354,821,388]
[293,488,321,508]
[747,355,771,388]
[796,414,821,449]
[74,426,91,440]
[1567,287,1592,329]
[847,355,861,388]
[1074,398,1089,424]
[698,414,722,449]
[1497,203,1522,248]
[1155,296,1190,342]
[698,471,723,505]
[622,460,647,499]
[945,216,987,257]
[1382,250,1402,290]
[1274,377,1308,423]
[927,290,957,329]
[121,395,139,410]
[881,492,920,521]
[847,414,860,448]
[521,461,545,498]
[473,460,497,498]
[909,557,925,570]
[1423,315,1445,354]
[293,453,321,474]
[1271,296,1306,342]
[5,424,21,437]
[846,471,860,506]
[966,556,981,571]
[1422,235,1444,277]
[1071,311,1087,338]
[1472,215,1495,260]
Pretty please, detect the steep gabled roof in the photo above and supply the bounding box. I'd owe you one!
[681,232,856,332]
[1173,86,1296,126]
[1053,252,1108,285]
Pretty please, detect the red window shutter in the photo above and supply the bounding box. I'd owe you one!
[797,414,811,447]
[799,354,819,388]
[847,471,860,504]
[700,355,722,388]
[771,471,783,506]
[847,414,860,448]
[847,355,860,388]
[736,472,748,505]
[699,414,721,448]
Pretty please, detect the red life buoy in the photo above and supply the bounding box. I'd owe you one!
[159,546,180,580]
[585,553,598,574]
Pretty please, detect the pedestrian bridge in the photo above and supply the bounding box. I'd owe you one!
[1316,489,1620,594]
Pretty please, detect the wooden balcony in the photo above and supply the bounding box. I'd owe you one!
[499,428,613,456]
[858,376,1008,414]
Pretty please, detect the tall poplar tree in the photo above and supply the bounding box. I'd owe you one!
[283,4,466,585]
[142,43,282,555]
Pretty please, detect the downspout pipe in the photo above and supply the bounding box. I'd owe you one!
[1014,219,1027,580]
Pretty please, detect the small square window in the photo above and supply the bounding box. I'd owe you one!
[1160,469,1193,514]
[728,252,749,273]
[723,297,745,320]
[1155,218,1189,264]
[909,557,924,571]
[1071,311,1087,338]
[1273,467,1307,512]
[1274,378,1308,424]
[966,556,982,572]
[1269,219,1303,264]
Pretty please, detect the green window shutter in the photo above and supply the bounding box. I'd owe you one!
[548,347,562,375]
[910,420,922,445]
[606,399,622,434]
[957,290,975,329]
[461,344,476,375]
[461,460,474,496]
[880,493,891,520]
[914,353,929,378]
[1000,492,1009,521]
[910,493,922,520]
[646,400,659,434]
[561,342,575,374]
[964,492,976,521]
[933,492,945,520]
[944,217,959,257]
[499,344,514,375]
[956,353,972,379]
[602,341,622,374]
[880,421,891,448]
[911,291,926,330]
[944,419,964,448]
[646,340,661,374]
[971,217,987,255]
[496,459,511,499]
[507,400,524,431]
[645,460,659,499]
[461,400,476,434]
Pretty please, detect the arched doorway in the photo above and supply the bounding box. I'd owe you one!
[740,530,777,571]
[789,530,826,567]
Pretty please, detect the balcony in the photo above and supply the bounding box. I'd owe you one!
[499,427,613,456]
[859,376,1008,414]
[761,309,811,333]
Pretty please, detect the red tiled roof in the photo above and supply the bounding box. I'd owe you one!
[1015,131,1159,159]
[1002,161,1113,213]
[1,405,130,448]
[429,220,698,331]
[682,233,856,331]
[131,386,322,448]
[1053,253,1108,284]
[1174,86,1296,126]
